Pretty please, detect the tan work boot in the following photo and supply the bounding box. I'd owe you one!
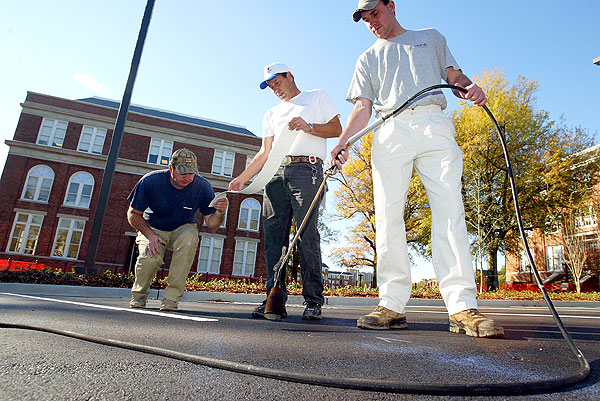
[129,297,147,309]
[449,309,504,338]
[159,298,178,312]
[357,306,407,330]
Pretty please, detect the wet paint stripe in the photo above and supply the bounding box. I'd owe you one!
[1,292,218,322]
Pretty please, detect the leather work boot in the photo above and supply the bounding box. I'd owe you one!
[252,301,287,319]
[449,309,504,338]
[129,297,147,309]
[357,306,407,330]
[159,298,179,312]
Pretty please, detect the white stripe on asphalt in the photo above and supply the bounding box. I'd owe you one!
[323,304,600,320]
[1,293,218,322]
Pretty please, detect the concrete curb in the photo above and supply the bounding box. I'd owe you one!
[0,282,598,308]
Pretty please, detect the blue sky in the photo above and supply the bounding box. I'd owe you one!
[1,1,599,281]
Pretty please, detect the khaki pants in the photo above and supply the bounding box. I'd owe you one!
[131,223,199,303]
[372,105,477,316]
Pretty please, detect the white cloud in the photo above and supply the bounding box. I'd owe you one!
[74,73,105,94]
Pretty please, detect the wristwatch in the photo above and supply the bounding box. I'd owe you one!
[307,123,314,133]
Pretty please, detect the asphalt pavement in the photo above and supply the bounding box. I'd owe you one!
[1,282,599,400]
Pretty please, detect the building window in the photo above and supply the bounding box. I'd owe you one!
[575,206,596,229]
[197,235,224,274]
[78,125,107,154]
[7,212,44,255]
[233,239,257,276]
[148,139,173,166]
[545,245,564,272]
[246,156,256,182]
[519,248,535,273]
[64,172,94,208]
[37,118,68,148]
[218,200,228,228]
[21,165,54,202]
[238,198,261,231]
[52,218,85,259]
[212,150,234,177]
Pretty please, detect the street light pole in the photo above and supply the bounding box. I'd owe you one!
[80,0,155,274]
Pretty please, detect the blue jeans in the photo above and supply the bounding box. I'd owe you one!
[262,162,325,306]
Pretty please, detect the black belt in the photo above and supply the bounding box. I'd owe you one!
[282,155,322,165]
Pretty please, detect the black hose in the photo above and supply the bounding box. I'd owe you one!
[1,85,590,395]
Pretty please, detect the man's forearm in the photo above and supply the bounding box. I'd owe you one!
[127,211,155,238]
[205,210,225,231]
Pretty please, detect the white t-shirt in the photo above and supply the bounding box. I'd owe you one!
[346,28,459,118]
[262,89,339,161]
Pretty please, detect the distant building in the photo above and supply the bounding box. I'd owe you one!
[505,145,600,292]
[0,92,267,279]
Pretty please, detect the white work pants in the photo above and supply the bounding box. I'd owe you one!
[372,105,477,315]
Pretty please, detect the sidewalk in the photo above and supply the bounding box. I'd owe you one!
[1,282,598,308]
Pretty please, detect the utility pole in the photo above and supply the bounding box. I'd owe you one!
[80,0,155,274]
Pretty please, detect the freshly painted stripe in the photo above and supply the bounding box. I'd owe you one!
[1,292,218,322]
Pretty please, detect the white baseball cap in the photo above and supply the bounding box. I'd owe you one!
[259,62,290,90]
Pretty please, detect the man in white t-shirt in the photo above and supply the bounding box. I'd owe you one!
[330,0,504,338]
[229,62,341,320]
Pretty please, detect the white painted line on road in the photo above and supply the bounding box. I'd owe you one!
[1,292,218,323]
[376,337,411,343]
[402,308,600,320]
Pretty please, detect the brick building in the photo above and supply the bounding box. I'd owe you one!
[0,91,267,279]
[505,145,600,292]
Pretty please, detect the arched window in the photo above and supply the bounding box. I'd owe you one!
[238,198,261,231]
[22,165,54,202]
[64,172,94,208]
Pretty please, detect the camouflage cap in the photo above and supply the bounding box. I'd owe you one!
[170,148,199,174]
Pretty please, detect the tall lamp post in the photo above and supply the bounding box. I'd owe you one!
[80,0,155,274]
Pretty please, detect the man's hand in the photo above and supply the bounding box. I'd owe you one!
[288,116,311,132]
[330,141,349,168]
[228,177,245,192]
[212,197,228,213]
[145,231,165,258]
[462,83,487,107]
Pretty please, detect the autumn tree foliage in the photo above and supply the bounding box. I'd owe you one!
[454,68,598,289]
[330,132,430,282]
[329,69,597,292]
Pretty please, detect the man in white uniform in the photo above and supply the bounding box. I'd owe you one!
[331,0,504,337]
[230,62,341,320]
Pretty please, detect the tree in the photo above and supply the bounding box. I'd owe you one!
[330,133,377,280]
[453,68,598,290]
[330,132,430,286]
[560,209,588,293]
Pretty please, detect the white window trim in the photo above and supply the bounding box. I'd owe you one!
[238,198,261,232]
[212,150,235,177]
[51,217,86,260]
[21,165,54,203]
[77,125,107,155]
[147,139,173,167]
[545,245,564,272]
[36,118,68,148]
[63,172,95,209]
[197,234,226,274]
[233,238,258,277]
[6,212,45,255]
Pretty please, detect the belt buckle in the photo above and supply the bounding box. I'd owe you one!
[308,155,317,164]
[283,155,291,165]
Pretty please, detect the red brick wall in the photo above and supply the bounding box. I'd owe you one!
[13,114,42,142]
[1,92,266,279]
